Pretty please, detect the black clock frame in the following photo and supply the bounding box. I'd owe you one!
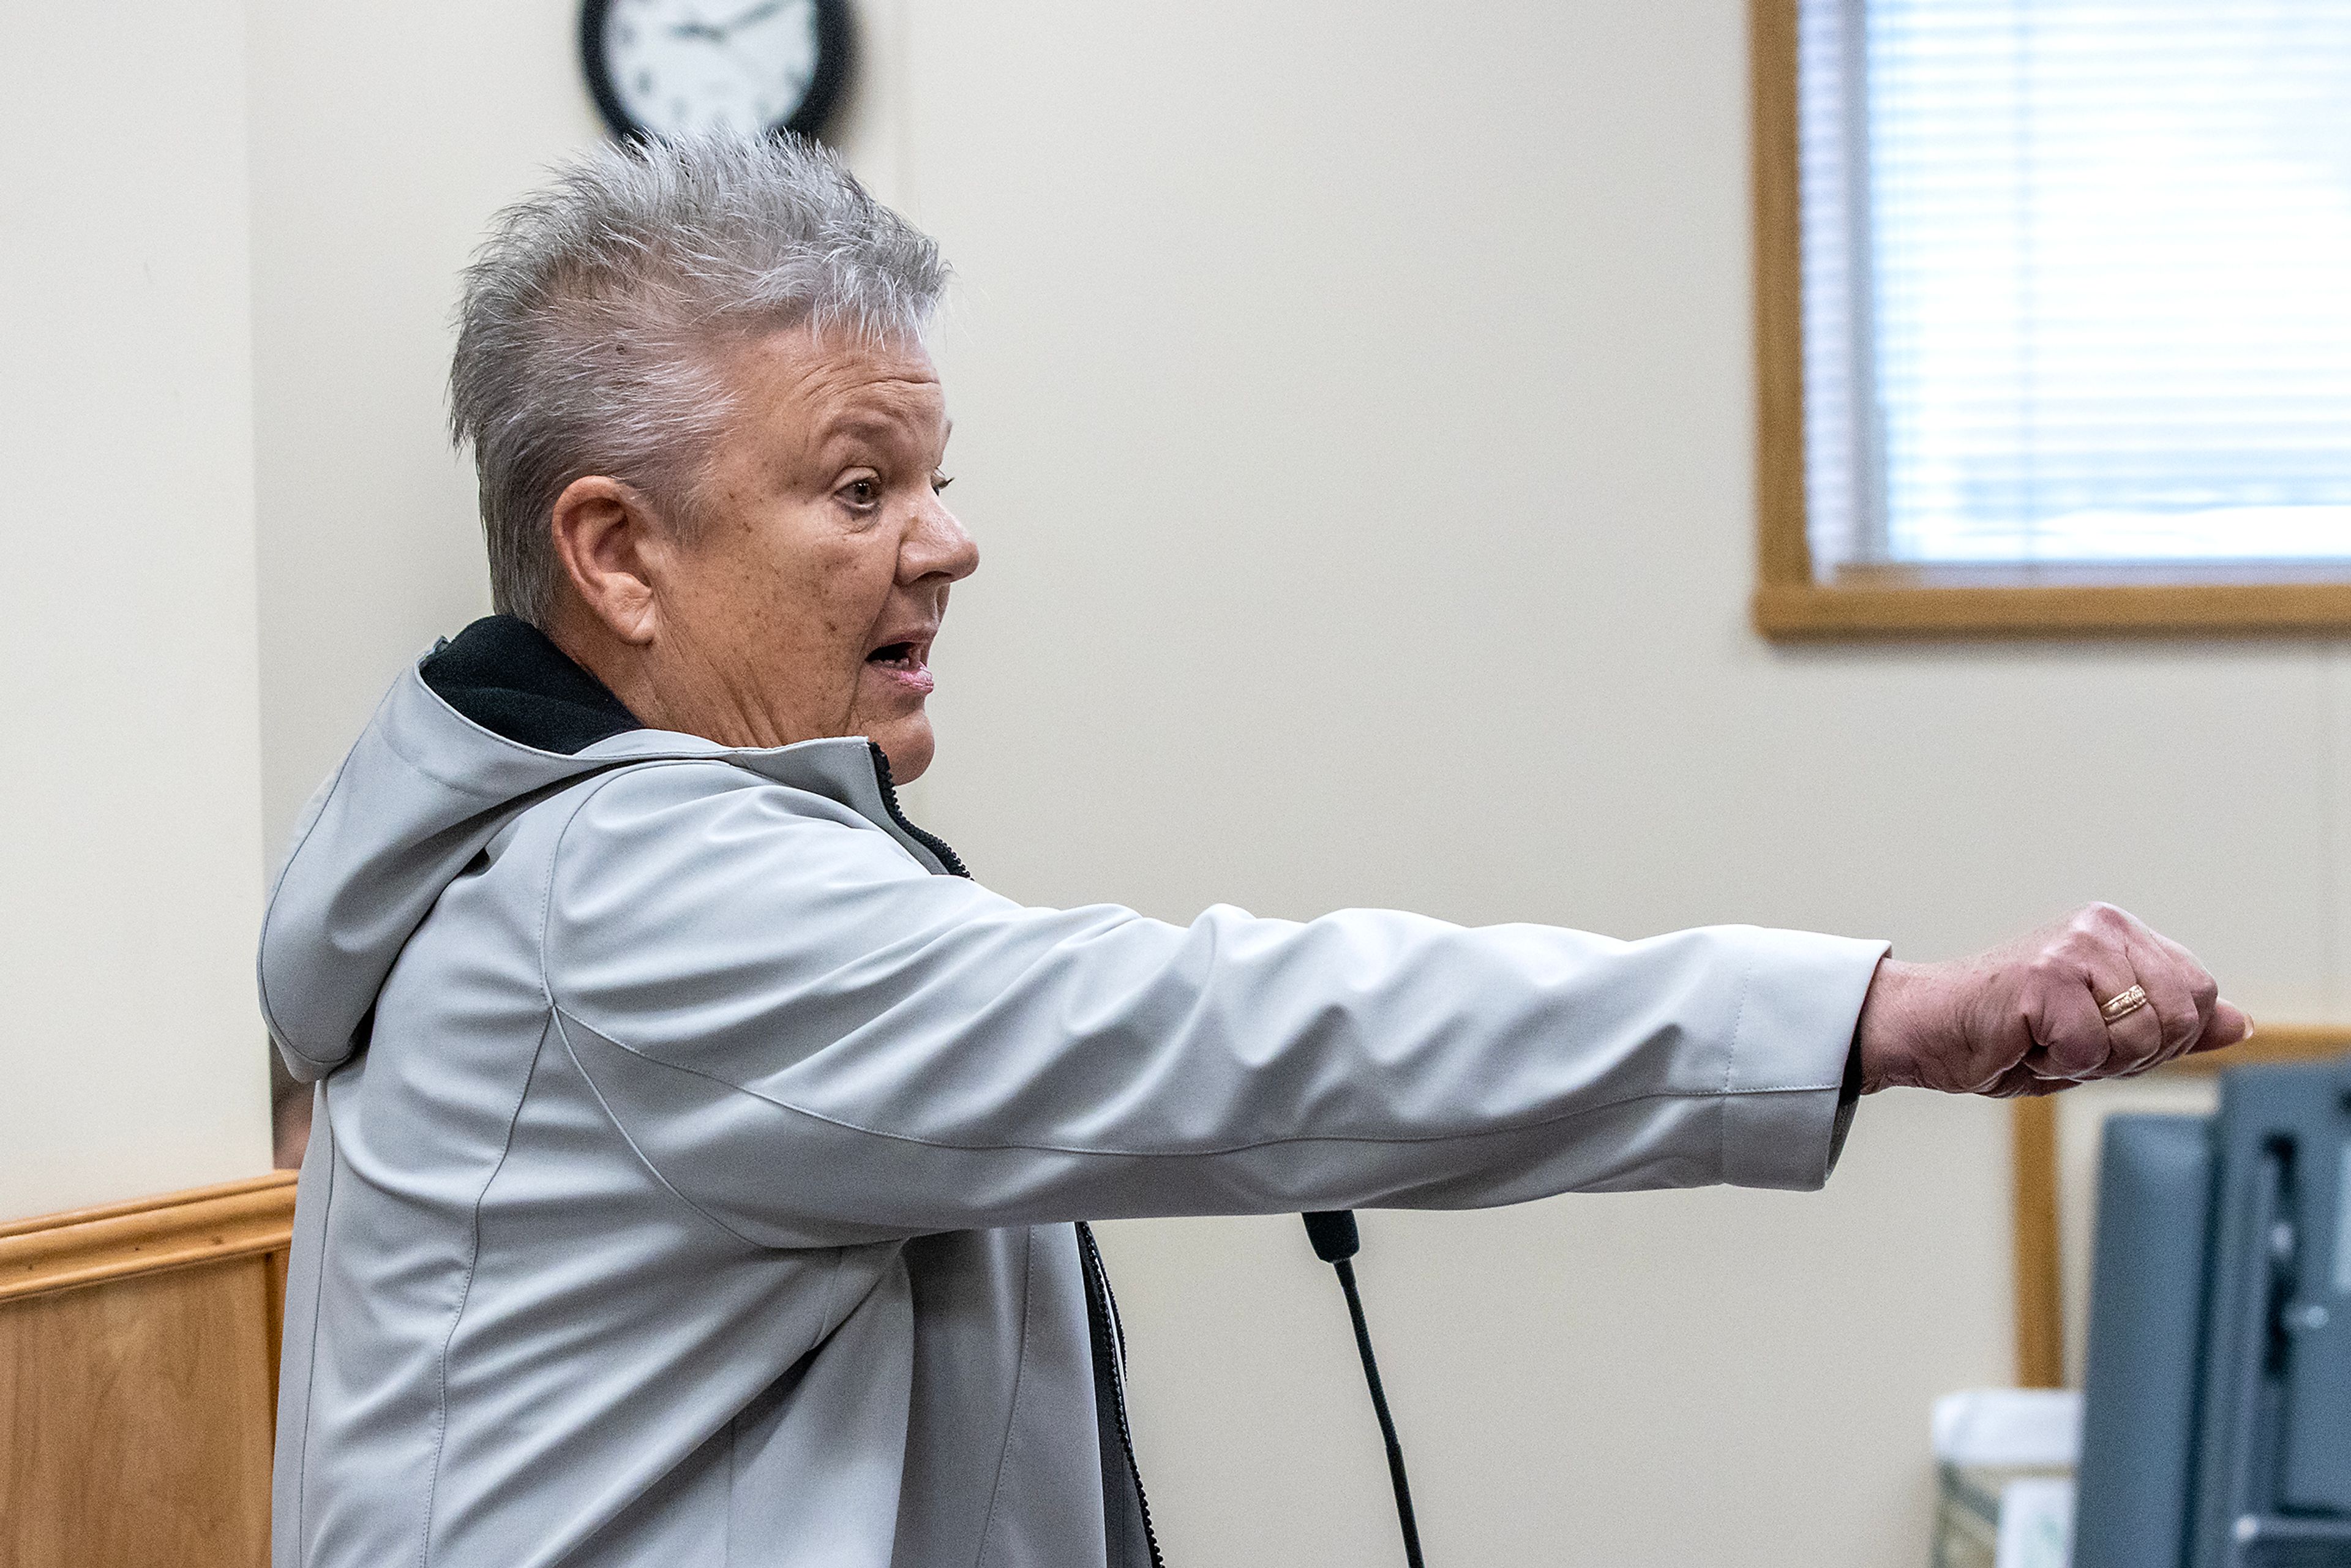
[578,0,853,143]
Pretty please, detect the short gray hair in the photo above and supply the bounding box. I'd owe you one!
[449,132,948,626]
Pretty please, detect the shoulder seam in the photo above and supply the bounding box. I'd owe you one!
[532,760,839,1253]
[550,1005,769,1250]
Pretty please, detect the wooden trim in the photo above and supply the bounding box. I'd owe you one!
[0,1171,298,1305]
[1744,0,2351,642]
[2010,1096,2064,1388]
[1759,576,2351,640]
[2143,1024,2351,1075]
[2009,1026,2351,1387]
[1750,0,1813,598]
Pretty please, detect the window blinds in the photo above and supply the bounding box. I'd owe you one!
[1797,0,2351,571]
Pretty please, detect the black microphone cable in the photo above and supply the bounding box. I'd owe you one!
[1300,1210,1427,1568]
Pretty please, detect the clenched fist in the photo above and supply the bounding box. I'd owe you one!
[1854,903,2254,1098]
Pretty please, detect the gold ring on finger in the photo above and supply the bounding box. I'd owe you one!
[2098,983,2151,1024]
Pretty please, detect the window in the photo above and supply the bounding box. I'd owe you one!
[1752,0,2351,636]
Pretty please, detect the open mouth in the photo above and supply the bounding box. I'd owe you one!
[864,637,936,695]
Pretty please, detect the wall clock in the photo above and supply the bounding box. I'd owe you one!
[580,0,851,141]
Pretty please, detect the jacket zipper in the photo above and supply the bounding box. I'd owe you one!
[1078,1221,1168,1568]
[864,741,969,878]
[864,745,1165,1566]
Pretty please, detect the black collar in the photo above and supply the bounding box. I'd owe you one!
[420,616,643,757]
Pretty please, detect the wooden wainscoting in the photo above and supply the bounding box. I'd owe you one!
[0,1171,296,1568]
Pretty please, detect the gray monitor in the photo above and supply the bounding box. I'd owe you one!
[2073,1056,2351,1568]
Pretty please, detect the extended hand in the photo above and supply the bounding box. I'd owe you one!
[1854,903,2253,1097]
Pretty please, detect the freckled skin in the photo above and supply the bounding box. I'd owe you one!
[544,325,978,781]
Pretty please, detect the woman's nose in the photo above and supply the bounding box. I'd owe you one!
[904,501,980,585]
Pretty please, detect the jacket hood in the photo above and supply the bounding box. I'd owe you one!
[258,618,949,1084]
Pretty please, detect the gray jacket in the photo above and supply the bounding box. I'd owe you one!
[260,620,1886,1568]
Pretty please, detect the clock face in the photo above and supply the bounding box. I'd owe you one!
[585,0,845,140]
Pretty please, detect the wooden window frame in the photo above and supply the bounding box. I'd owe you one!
[1747,0,2351,642]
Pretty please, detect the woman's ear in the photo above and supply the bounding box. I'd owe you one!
[549,476,664,645]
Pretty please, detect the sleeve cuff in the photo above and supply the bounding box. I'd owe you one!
[1717,930,1889,1191]
[1824,1022,1869,1174]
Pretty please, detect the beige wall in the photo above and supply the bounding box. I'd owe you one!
[0,0,272,1218]
[893,6,2338,1561]
[245,0,601,857]
[12,1,2341,1563]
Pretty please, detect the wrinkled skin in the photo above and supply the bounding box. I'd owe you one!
[1856,902,2251,1095]
[546,322,975,782]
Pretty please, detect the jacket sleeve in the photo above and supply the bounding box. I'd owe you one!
[540,762,1889,1248]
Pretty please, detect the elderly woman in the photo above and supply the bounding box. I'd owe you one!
[259,135,2244,1568]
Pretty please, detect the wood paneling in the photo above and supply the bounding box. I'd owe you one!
[0,1175,293,1568]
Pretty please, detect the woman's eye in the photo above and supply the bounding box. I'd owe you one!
[931,472,954,495]
[839,477,880,509]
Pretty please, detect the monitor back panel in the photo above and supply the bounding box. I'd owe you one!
[2192,1056,2351,1568]
[2074,1113,2214,1568]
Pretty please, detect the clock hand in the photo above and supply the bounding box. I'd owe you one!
[669,4,726,42]
[710,36,806,99]
[716,0,786,34]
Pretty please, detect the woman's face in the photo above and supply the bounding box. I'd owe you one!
[620,324,978,780]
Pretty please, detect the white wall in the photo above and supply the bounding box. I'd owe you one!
[0,0,272,1218]
[15,1,2342,1563]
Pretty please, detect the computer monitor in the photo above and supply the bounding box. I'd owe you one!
[2072,1056,2351,1568]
